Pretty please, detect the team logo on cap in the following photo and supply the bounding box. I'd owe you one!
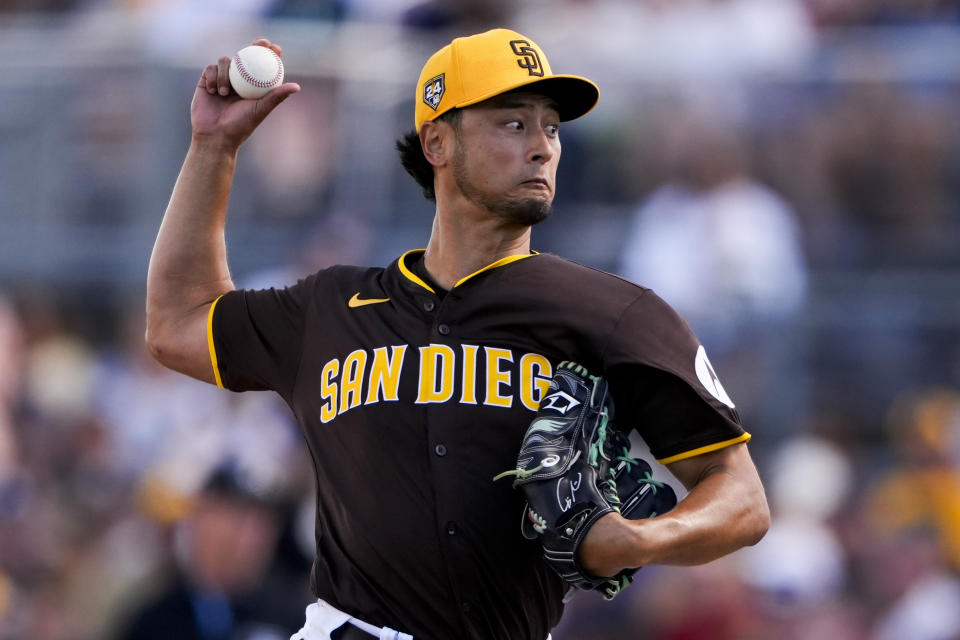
[423,73,445,111]
[510,40,544,77]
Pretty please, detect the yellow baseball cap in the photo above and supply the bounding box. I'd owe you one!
[415,28,599,132]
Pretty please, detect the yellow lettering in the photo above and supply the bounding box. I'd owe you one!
[416,344,455,404]
[460,345,479,404]
[320,358,340,423]
[339,350,367,414]
[520,353,552,411]
[366,345,407,404]
[484,347,513,408]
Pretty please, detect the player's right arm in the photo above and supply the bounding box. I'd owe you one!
[145,38,300,383]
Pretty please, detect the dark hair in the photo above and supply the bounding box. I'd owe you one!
[396,109,462,203]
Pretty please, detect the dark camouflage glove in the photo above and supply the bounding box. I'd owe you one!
[495,362,678,600]
[596,430,678,598]
[492,362,660,599]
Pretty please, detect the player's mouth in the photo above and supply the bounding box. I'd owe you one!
[522,178,551,190]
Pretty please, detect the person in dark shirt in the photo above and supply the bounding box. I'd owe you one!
[145,28,769,640]
[118,467,305,640]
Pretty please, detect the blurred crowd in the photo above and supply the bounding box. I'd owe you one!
[2,0,960,639]
[2,0,960,27]
[0,294,316,639]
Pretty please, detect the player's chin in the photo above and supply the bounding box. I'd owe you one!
[496,197,553,227]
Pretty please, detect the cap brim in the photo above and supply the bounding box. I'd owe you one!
[457,74,599,123]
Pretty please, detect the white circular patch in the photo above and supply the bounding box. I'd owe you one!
[694,345,735,408]
[541,455,560,468]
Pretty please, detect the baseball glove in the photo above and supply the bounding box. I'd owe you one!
[494,362,677,600]
[598,429,678,597]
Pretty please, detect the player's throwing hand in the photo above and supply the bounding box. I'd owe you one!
[191,37,300,151]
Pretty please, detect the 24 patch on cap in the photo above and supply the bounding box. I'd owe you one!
[423,73,445,111]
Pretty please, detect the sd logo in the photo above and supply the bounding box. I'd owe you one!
[510,40,544,77]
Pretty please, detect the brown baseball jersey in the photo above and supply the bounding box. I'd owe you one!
[207,249,749,640]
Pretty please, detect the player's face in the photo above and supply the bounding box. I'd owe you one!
[452,92,561,226]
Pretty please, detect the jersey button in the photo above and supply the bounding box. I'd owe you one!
[434,443,447,457]
[437,323,450,335]
[446,521,457,536]
[423,300,435,312]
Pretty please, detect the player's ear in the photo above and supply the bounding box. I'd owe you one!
[419,120,451,168]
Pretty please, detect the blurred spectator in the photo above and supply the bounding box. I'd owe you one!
[871,544,960,640]
[93,305,303,504]
[737,435,853,604]
[20,299,97,428]
[619,106,808,348]
[115,465,305,640]
[867,388,960,571]
[853,388,960,640]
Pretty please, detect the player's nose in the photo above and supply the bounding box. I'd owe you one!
[527,129,558,165]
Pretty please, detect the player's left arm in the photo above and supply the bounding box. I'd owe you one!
[579,442,769,577]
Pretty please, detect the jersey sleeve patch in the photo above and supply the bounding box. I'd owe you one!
[656,432,752,465]
[207,294,225,389]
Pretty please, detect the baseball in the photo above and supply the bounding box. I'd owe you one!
[229,45,284,99]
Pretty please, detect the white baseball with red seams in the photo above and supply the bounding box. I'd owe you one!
[229,45,284,99]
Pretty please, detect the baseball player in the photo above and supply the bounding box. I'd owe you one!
[146,30,769,640]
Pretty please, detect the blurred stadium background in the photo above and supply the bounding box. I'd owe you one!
[2,0,960,638]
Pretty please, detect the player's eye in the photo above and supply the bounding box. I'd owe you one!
[506,121,523,131]
[545,124,559,137]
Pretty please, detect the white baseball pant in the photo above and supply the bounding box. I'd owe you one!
[288,598,553,640]
[289,599,413,640]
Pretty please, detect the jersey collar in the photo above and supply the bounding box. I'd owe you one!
[397,249,538,293]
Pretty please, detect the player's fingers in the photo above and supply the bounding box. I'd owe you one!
[201,64,218,94]
[217,56,232,96]
[252,36,282,57]
[251,82,300,124]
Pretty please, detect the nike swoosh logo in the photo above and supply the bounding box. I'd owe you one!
[348,292,390,308]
